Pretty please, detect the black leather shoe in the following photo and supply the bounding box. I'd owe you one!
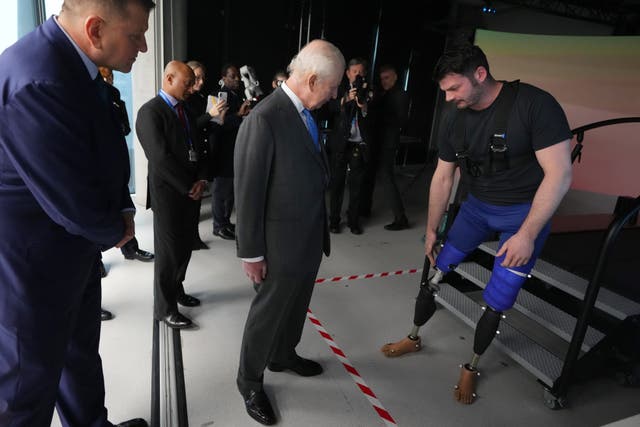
[101,309,114,321]
[384,217,409,231]
[349,223,363,235]
[268,355,323,377]
[115,418,148,427]
[177,293,201,307]
[163,312,193,329]
[329,223,341,234]
[243,390,276,425]
[213,227,235,240]
[124,249,154,262]
[227,223,236,232]
[192,239,209,250]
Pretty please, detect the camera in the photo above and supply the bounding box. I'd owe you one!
[352,75,370,103]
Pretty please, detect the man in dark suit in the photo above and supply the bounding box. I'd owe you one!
[136,61,208,329]
[234,39,345,425]
[0,0,153,426]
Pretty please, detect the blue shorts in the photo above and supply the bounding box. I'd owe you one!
[442,194,550,311]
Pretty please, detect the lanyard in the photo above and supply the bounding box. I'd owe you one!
[158,91,193,149]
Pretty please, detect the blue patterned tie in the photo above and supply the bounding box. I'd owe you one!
[302,108,320,151]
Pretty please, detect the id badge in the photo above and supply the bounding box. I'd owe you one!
[188,149,198,162]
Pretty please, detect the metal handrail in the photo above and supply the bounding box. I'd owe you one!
[552,196,640,401]
[571,117,640,163]
[544,117,640,404]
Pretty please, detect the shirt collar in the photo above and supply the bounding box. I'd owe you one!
[281,81,305,114]
[53,16,99,80]
[159,89,179,107]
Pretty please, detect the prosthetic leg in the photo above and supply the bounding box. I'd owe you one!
[380,243,467,357]
[454,266,528,404]
[454,306,503,403]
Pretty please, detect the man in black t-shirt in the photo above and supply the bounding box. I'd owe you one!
[380,44,573,405]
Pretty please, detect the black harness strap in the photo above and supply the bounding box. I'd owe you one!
[453,80,532,178]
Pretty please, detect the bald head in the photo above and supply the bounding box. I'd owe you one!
[162,61,196,101]
[286,39,345,110]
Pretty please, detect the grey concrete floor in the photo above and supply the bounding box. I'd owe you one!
[53,166,640,427]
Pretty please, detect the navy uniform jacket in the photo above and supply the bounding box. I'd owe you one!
[0,18,132,322]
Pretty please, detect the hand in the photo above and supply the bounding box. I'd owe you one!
[496,232,535,268]
[346,87,357,102]
[208,99,228,117]
[424,228,439,267]
[115,211,135,248]
[188,180,206,200]
[238,100,251,116]
[243,260,267,284]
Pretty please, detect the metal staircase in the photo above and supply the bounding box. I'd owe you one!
[429,117,640,408]
[433,196,640,408]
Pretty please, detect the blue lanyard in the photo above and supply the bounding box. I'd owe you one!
[158,91,193,149]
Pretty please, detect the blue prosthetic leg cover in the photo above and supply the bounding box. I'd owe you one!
[483,265,528,312]
[435,242,468,273]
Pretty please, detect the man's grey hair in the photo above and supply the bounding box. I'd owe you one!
[287,39,345,81]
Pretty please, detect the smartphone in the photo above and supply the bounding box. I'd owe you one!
[218,91,228,103]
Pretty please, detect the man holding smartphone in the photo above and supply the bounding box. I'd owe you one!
[208,64,251,240]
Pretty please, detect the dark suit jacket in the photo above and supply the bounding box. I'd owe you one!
[135,95,207,211]
[185,91,216,181]
[234,87,330,274]
[0,17,133,322]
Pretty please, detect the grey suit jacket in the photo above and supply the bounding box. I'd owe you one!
[234,87,330,274]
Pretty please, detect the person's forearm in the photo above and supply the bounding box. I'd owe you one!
[518,167,572,240]
[426,171,454,235]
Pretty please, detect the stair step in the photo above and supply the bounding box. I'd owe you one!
[435,283,563,387]
[478,241,640,320]
[455,262,605,352]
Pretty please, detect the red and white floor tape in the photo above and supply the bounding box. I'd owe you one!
[306,308,398,426]
[315,268,421,285]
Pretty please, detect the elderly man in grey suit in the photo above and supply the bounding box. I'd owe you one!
[234,39,345,425]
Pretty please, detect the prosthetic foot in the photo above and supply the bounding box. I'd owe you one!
[380,336,422,357]
[454,363,480,404]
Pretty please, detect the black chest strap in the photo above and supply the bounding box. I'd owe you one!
[453,80,529,177]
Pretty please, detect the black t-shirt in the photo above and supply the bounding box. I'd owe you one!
[438,82,572,205]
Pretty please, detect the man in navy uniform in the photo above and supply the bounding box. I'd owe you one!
[0,0,154,425]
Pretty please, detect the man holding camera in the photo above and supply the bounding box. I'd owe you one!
[328,57,371,235]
